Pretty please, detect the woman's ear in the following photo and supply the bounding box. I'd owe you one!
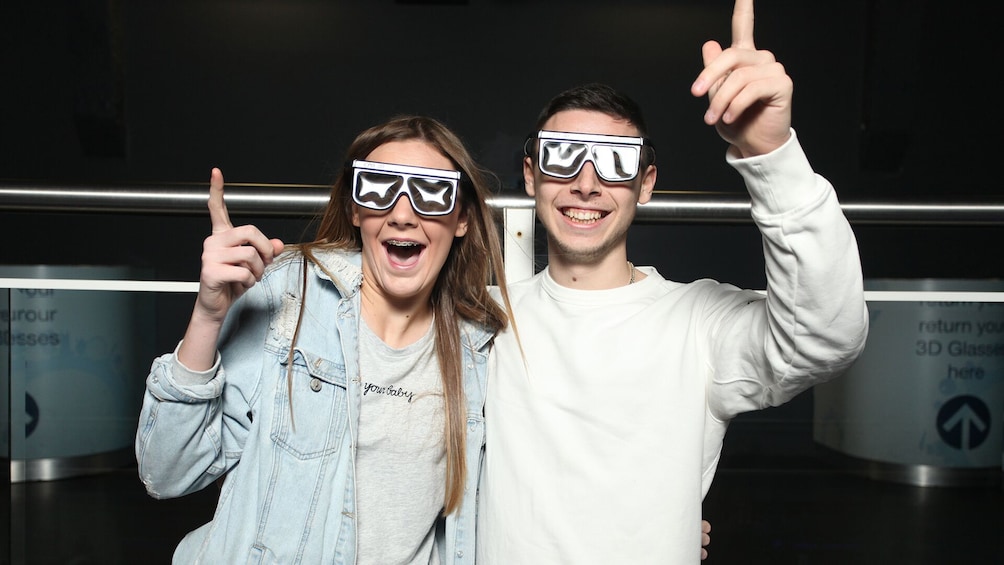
[454,207,469,237]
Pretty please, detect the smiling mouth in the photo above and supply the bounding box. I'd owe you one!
[384,239,425,266]
[562,208,606,224]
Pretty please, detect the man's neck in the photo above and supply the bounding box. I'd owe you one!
[546,251,635,290]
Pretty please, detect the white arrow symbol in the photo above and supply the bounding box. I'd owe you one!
[942,404,987,449]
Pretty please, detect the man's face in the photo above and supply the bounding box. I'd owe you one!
[524,109,656,265]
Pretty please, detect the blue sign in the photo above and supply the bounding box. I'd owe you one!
[936,395,991,450]
[26,393,39,437]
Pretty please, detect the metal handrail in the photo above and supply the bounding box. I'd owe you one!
[2,183,1004,225]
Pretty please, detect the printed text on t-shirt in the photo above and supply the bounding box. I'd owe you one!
[362,382,416,403]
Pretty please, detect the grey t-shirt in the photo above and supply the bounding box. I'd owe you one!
[356,319,445,565]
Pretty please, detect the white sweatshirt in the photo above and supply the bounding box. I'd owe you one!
[477,131,869,564]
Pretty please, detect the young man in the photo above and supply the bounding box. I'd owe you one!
[477,1,869,563]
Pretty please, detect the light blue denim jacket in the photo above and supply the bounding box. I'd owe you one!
[136,248,491,564]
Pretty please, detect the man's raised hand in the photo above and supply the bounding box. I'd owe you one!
[690,0,793,157]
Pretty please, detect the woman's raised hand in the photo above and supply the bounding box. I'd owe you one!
[195,167,285,323]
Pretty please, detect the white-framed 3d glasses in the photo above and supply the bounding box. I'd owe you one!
[529,130,652,182]
[351,160,460,217]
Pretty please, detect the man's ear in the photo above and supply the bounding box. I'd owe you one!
[523,156,536,197]
[637,164,657,205]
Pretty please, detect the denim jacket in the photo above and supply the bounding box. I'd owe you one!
[136,248,491,564]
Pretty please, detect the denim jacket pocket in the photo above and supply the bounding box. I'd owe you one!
[271,348,349,460]
[248,543,279,564]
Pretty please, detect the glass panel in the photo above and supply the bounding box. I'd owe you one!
[0,267,194,564]
[2,267,154,480]
[2,288,11,562]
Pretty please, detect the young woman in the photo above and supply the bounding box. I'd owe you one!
[135,116,513,564]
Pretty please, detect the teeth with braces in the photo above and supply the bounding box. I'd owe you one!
[386,240,422,247]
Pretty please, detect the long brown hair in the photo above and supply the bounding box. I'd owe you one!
[294,115,513,515]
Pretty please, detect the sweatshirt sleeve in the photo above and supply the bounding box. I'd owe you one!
[706,129,869,420]
[134,284,271,499]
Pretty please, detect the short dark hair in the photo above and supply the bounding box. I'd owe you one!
[530,83,655,167]
[533,83,650,137]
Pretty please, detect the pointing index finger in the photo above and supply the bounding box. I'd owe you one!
[208,167,234,234]
[731,0,755,49]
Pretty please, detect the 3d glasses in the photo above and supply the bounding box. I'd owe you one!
[529,130,651,182]
[351,160,460,216]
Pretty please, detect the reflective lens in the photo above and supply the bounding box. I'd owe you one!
[535,130,646,182]
[351,160,460,216]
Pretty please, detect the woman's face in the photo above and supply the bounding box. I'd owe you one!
[352,139,469,307]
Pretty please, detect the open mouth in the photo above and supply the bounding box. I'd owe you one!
[384,239,425,267]
[562,208,606,225]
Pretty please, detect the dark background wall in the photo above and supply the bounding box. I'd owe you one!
[1,0,1000,465]
[3,0,999,277]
